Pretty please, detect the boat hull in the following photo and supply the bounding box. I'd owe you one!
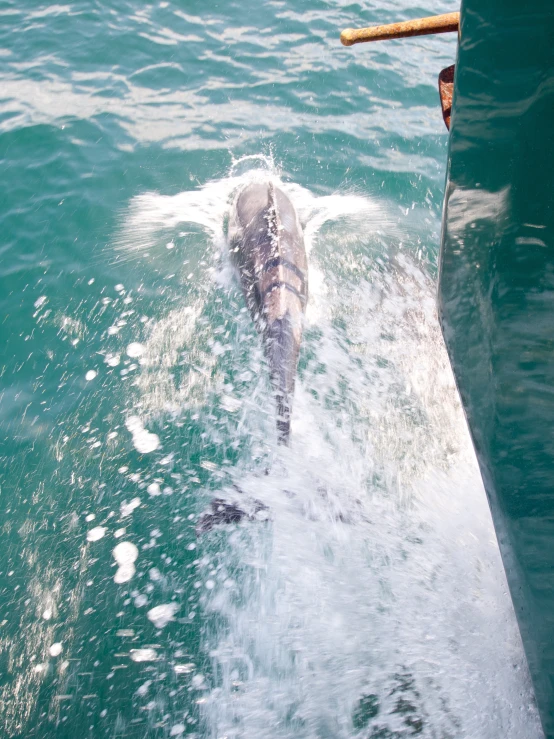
[438,1,554,735]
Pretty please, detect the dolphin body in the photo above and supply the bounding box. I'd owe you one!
[229,180,308,444]
[197,180,307,534]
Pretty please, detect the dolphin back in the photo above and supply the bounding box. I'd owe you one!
[229,181,308,443]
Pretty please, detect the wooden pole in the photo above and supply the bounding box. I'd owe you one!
[340,12,459,47]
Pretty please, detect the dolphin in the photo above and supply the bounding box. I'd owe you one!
[197,180,307,534]
[228,180,308,445]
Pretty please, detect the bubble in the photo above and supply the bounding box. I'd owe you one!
[147,603,179,628]
[113,541,139,565]
[105,353,120,367]
[86,526,106,542]
[136,680,151,696]
[113,541,139,583]
[85,370,97,381]
[174,663,195,674]
[49,643,62,657]
[147,482,162,497]
[114,563,135,584]
[120,498,141,517]
[126,342,145,358]
[130,648,157,663]
[125,416,160,454]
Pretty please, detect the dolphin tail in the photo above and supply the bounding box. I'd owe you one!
[264,311,301,445]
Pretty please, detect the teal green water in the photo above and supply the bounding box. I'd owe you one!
[0,1,543,738]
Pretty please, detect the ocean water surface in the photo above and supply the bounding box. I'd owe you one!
[0,1,544,737]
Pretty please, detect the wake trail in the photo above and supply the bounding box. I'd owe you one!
[113,158,540,738]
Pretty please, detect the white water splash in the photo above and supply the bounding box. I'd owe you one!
[114,161,541,738]
[197,251,539,738]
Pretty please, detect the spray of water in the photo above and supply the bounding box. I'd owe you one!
[115,159,541,738]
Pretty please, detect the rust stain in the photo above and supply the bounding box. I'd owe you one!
[439,65,455,130]
[341,12,459,46]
